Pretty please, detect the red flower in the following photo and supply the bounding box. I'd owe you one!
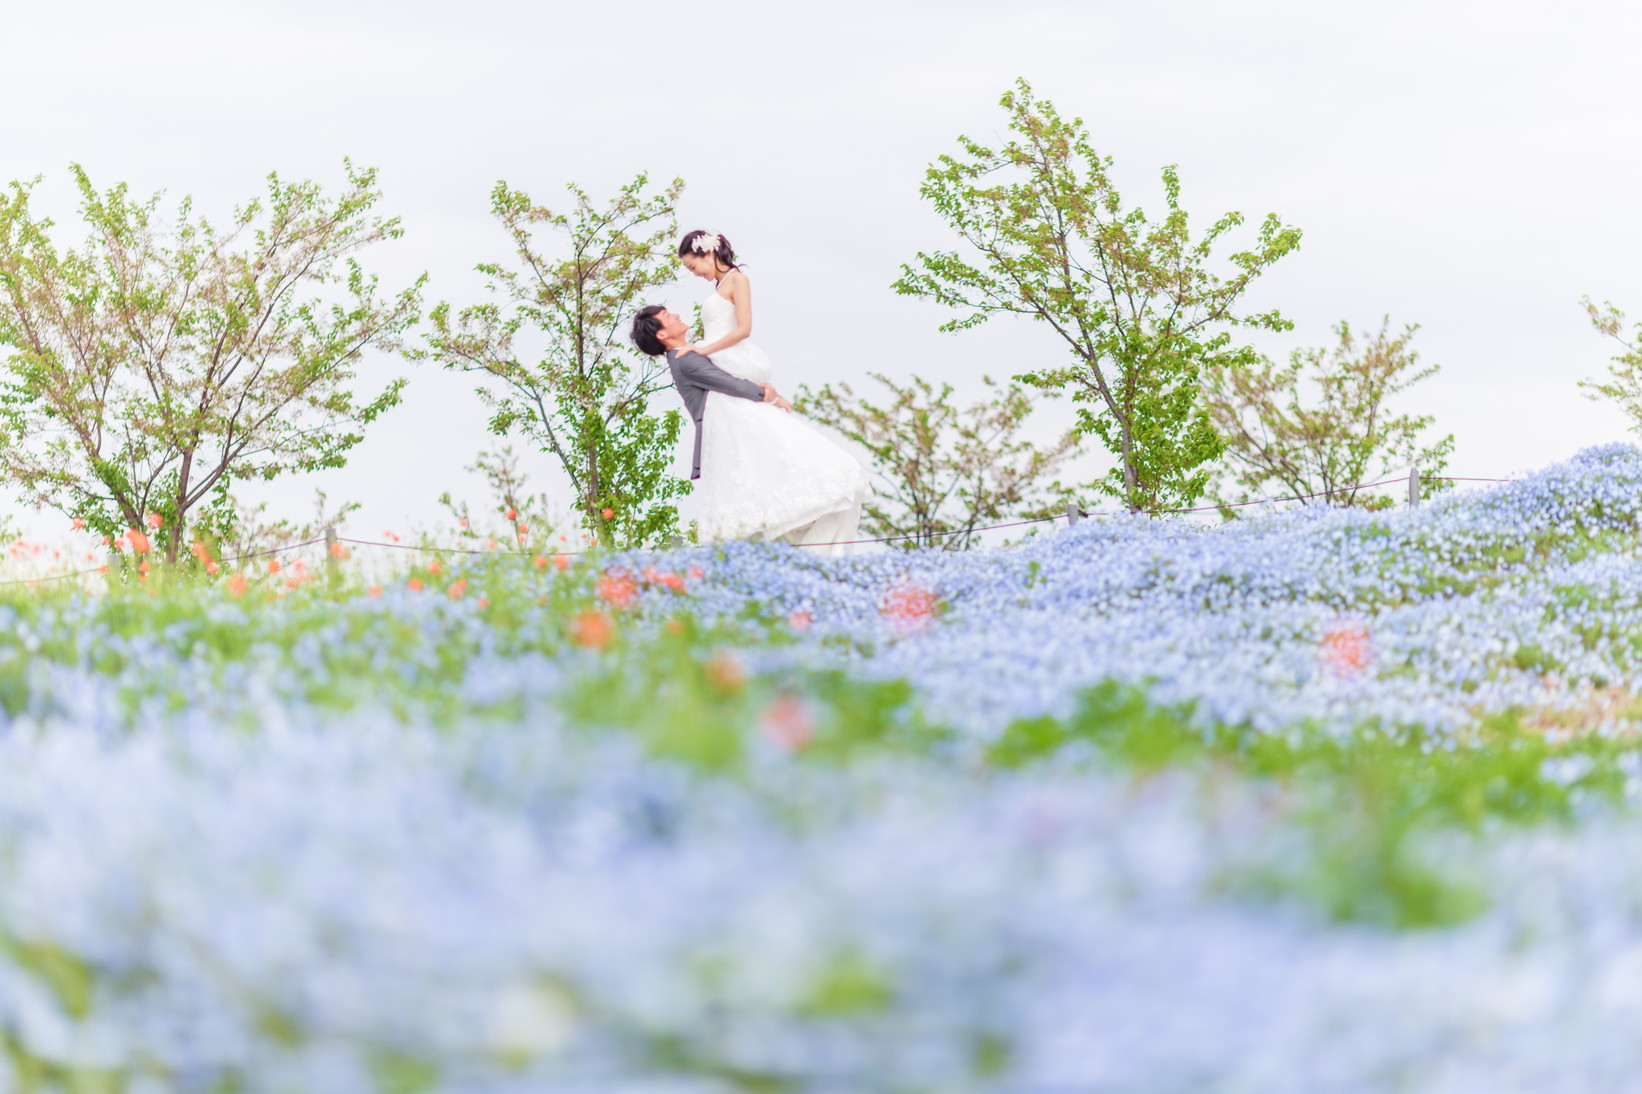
[569,610,615,650]
[227,573,249,596]
[145,512,163,529]
[1322,621,1372,675]
[600,508,614,520]
[881,581,940,632]
[70,517,85,531]
[789,610,813,632]
[596,570,638,609]
[760,695,814,751]
[506,508,518,521]
[704,651,746,693]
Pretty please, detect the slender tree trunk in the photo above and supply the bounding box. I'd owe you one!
[1119,417,1139,512]
[170,449,193,563]
[584,444,606,548]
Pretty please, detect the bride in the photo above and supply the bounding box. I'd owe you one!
[669,229,869,553]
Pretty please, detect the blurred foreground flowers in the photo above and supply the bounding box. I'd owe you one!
[7,446,1642,1090]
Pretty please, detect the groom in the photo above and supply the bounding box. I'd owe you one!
[629,304,789,481]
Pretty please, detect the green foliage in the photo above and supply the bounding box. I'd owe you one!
[559,611,947,772]
[989,681,1623,928]
[1,934,95,1019]
[1205,317,1455,513]
[421,175,688,549]
[798,950,896,1017]
[204,489,359,579]
[369,1052,441,1094]
[797,372,1080,549]
[895,78,1302,512]
[987,681,1199,771]
[436,444,564,552]
[0,1033,126,1094]
[0,162,420,560]
[1579,296,1642,431]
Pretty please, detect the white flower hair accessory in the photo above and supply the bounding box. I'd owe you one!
[691,232,721,255]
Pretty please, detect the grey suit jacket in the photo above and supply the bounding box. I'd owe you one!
[666,347,766,479]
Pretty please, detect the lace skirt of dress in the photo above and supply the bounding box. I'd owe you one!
[693,391,872,546]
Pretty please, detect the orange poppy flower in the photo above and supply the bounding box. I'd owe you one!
[569,610,615,650]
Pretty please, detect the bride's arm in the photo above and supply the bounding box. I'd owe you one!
[692,271,753,356]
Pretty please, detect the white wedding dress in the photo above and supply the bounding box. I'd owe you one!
[690,291,871,554]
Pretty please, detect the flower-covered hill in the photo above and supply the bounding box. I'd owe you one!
[5,446,1642,1091]
[679,441,1642,742]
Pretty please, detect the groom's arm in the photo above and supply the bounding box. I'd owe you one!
[674,351,768,403]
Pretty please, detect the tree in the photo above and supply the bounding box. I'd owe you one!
[1204,317,1454,513]
[422,175,686,550]
[0,162,420,561]
[1578,296,1642,433]
[798,373,1080,549]
[895,78,1302,513]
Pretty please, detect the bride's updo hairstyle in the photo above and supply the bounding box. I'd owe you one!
[630,305,666,357]
[679,229,739,270]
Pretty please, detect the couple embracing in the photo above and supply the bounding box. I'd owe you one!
[631,230,870,555]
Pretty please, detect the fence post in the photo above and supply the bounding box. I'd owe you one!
[1066,501,1081,526]
[1407,467,1420,507]
[324,526,338,587]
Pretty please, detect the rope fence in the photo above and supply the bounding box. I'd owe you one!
[801,469,1516,549]
[0,536,330,589]
[0,471,1522,587]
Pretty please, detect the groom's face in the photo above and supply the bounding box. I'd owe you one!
[656,309,687,343]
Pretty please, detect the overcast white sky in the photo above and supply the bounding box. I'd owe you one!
[5,0,1640,539]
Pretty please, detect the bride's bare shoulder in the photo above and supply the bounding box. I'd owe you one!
[715,267,750,301]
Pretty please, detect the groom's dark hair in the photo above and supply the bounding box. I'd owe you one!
[630,305,666,357]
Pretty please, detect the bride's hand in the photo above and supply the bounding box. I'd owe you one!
[773,396,792,413]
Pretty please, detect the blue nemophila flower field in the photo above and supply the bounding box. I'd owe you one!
[7,446,1642,1092]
